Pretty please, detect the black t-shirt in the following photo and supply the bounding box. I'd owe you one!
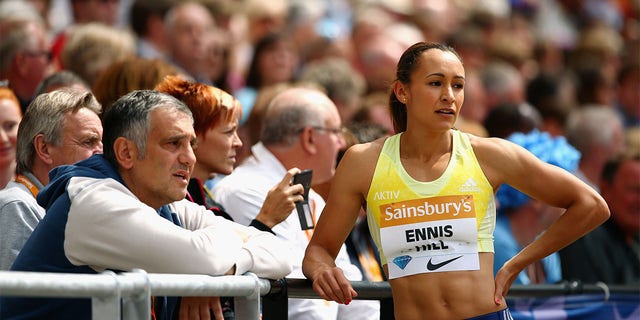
[560,219,640,285]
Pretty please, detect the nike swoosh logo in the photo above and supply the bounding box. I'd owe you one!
[426,255,463,271]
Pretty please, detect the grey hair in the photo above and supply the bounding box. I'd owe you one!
[481,61,523,101]
[0,0,43,24]
[0,19,43,74]
[34,70,90,96]
[60,23,136,86]
[16,88,102,173]
[298,57,366,106]
[565,105,623,153]
[0,0,44,73]
[102,90,192,166]
[260,88,327,146]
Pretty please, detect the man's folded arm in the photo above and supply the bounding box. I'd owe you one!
[63,177,291,278]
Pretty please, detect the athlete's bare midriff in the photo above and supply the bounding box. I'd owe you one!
[386,253,506,320]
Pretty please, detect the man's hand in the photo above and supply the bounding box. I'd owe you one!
[255,168,304,228]
[179,296,223,320]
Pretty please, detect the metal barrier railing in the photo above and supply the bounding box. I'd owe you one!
[1,270,639,319]
[0,270,270,320]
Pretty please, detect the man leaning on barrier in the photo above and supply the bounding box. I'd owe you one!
[0,90,293,319]
[0,88,103,271]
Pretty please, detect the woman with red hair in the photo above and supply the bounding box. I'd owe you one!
[0,87,22,189]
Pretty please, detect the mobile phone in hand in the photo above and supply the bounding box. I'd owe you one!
[293,169,314,230]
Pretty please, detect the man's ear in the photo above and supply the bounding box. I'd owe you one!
[113,137,137,169]
[299,126,318,155]
[33,134,53,166]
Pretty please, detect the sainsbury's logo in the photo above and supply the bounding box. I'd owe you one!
[379,195,475,227]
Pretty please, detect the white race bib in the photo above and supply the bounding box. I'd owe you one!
[378,195,480,279]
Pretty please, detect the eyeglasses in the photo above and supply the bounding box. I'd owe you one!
[89,0,120,3]
[311,126,345,135]
[22,50,52,61]
[296,126,346,136]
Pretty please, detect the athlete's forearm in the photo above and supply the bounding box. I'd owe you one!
[302,243,337,280]
[508,191,609,273]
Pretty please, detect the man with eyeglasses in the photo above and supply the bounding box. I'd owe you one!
[0,18,53,113]
[213,87,381,320]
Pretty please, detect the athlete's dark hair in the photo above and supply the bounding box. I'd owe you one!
[389,42,462,133]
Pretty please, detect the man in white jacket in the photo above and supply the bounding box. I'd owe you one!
[214,87,380,320]
[0,90,292,319]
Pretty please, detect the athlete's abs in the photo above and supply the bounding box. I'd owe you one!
[387,253,506,320]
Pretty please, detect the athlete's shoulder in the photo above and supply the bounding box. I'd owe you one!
[466,133,504,148]
[467,134,520,159]
[335,136,388,190]
[465,134,523,187]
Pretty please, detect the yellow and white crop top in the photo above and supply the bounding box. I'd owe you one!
[365,130,496,279]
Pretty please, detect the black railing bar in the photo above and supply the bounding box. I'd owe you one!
[267,279,640,300]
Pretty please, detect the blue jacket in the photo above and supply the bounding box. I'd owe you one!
[0,154,180,319]
[493,214,562,285]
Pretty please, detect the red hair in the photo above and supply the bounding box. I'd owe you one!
[155,75,242,136]
[0,87,21,116]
